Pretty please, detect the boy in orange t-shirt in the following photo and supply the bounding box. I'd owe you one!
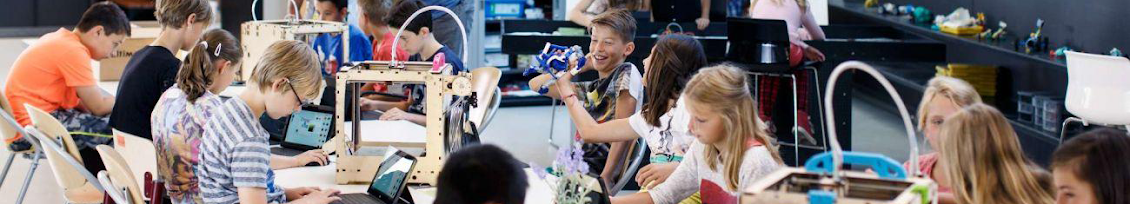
[3,2,129,160]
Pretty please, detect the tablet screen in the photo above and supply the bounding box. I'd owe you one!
[284,109,333,147]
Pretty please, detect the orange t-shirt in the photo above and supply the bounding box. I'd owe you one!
[369,32,410,92]
[4,28,96,126]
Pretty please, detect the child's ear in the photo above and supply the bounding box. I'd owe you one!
[624,41,635,57]
[215,60,231,74]
[272,78,287,92]
[185,13,197,28]
[419,27,430,36]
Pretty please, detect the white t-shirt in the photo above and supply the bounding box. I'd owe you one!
[649,141,781,204]
[628,97,695,163]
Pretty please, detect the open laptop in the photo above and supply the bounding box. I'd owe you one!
[271,105,335,156]
[333,148,418,204]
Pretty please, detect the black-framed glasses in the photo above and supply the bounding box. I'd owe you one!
[285,78,315,107]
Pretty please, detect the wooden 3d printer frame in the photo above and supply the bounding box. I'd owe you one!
[326,61,473,186]
[239,19,349,82]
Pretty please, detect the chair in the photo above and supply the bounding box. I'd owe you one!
[111,129,157,193]
[1061,51,1130,142]
[96,145,146,204]
[727,17,828,164]
[610,137,647,194]
[98,171,131,204]
[26,104,105,203]
[468,67,502,132]
[26,126,105,204]
[0,91,44,204]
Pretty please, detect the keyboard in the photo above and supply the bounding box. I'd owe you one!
[331,194,383,204]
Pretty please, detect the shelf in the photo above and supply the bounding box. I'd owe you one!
[500,95,557,107]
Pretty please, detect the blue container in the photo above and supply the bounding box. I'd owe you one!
[486,0,526,18]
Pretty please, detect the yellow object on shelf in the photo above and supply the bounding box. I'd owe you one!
[936,64,998,97]
[939,25,985,35]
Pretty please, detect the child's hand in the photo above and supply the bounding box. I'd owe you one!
[635,162,680,189]
[292,188,342,204]
[696,17,711,30]
[804,46,826,62]
[379,108,410,121]
[294,150,330,166]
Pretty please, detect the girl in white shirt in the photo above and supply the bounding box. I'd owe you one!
[612,65,784,204]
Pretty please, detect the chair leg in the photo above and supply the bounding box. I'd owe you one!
[790,75,800,164]
[806,67,829,152]
[0,153,15,188]
[15,152,41,204]
[1059,117,1086,144]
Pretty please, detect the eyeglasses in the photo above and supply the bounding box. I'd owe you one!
[285,78,315,107]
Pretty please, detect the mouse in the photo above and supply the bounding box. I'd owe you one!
[305,161,326,166]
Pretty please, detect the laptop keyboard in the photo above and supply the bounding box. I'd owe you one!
[332,194,382,204]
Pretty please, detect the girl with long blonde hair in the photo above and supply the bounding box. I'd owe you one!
[612,65,782,204]
[938,103,1055,204]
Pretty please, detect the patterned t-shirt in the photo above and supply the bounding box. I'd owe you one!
[574,62,644,174]
[151,87,224,204]
[198,97,286,203]
[628,97,695,164]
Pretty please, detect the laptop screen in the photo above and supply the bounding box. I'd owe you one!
[284,109,333,147]
[368,148,417,202]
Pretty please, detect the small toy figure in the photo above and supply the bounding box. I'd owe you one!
[991,21,1008,40]
[865,0,879,8]
[881,3,897,15]
[1050,46,1072,60]
[524,43,586,94]
[1111,48,1125,58]
[1024,19,1045,54]
[911,6,933,24]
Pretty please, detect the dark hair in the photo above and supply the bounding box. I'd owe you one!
[607,0,641,11]
[642,34,706,126]
[387,0,432,34]
[590,9,636,42]
[436,144,528,204]
[176,29,242,102]
[318,0,349,12]
[358,0,393,26]
[1052,128,1130,204]
[76,2,132,36]
[154,0,213,29]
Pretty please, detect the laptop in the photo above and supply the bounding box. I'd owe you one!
[271,105,335,156]
[333,148,418,204]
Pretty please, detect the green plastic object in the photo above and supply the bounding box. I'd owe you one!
[557,27,587,36]
[912,7,933,24]
[911,184,932,204]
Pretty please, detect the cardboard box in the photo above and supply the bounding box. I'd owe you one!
[97,21,161,81]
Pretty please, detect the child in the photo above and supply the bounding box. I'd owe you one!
[937,104,1054,204]
[4,2,129,173]
[151,29,330,204]
[1052,128,1130,204]
[111,0,212,140]
[612,65,783,203]
[357,0,410,106]
[373,0,466,125]
[197,40,340,204]
[554,34,706,190]
[312,0,374,76]
[747,0,826,139]
[435,144,529,204]
[904,76,980,203]
[530,9,643,185]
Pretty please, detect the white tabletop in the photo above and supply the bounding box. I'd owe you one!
[343,120,428,148]
[275,159,557,203]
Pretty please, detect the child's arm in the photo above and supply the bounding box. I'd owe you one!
[568,0,597,27]
[697,0,711,30]
[529,74,568,99]
[611,192,656,204]
[557,74,641,143]
[378,108,427,125]
[646,144,700,203]
[75,86,115,116]
[800,7,826,41]
[238,187,342,204]
[270,150,330,169]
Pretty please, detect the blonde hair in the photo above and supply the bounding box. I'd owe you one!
[155,0,213,29]
[683,65,783,191]
[916,76,981,131]
[249,40,323,99]
[938,103,1055,204]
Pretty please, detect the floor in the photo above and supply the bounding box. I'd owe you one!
[0,37,916,203]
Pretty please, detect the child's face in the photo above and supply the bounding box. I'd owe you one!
[317,2,345,22]
[1054,166,1098,204]
[208,59,240,94]
[923,96,961,151]
[642,47,656,86]
[88,31,126,60]
[589,25,633,74]
[264,78,307,119]
[687,100,726,145]
[398,29,428,56]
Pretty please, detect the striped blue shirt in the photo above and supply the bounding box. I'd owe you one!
[197,97,286,203]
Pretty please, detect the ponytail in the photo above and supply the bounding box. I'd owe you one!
[176,29,242,102]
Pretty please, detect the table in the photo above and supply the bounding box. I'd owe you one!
[275,157,557,203]
[344,120,427,148]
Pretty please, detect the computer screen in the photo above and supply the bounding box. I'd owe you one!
[368,149,416,202]
[284,109,333,147]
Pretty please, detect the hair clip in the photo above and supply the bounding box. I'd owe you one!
[214,43,222,57]
[200,41,209,49]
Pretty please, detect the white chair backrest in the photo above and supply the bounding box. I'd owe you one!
[25,104,82,160]
[27,126,99,192]
[112,129,158,191]
[96,145,146,204]
[0,91,23,151]
[1064,51,1130,125]
[469,67,501,128]
[98,171,132,204]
